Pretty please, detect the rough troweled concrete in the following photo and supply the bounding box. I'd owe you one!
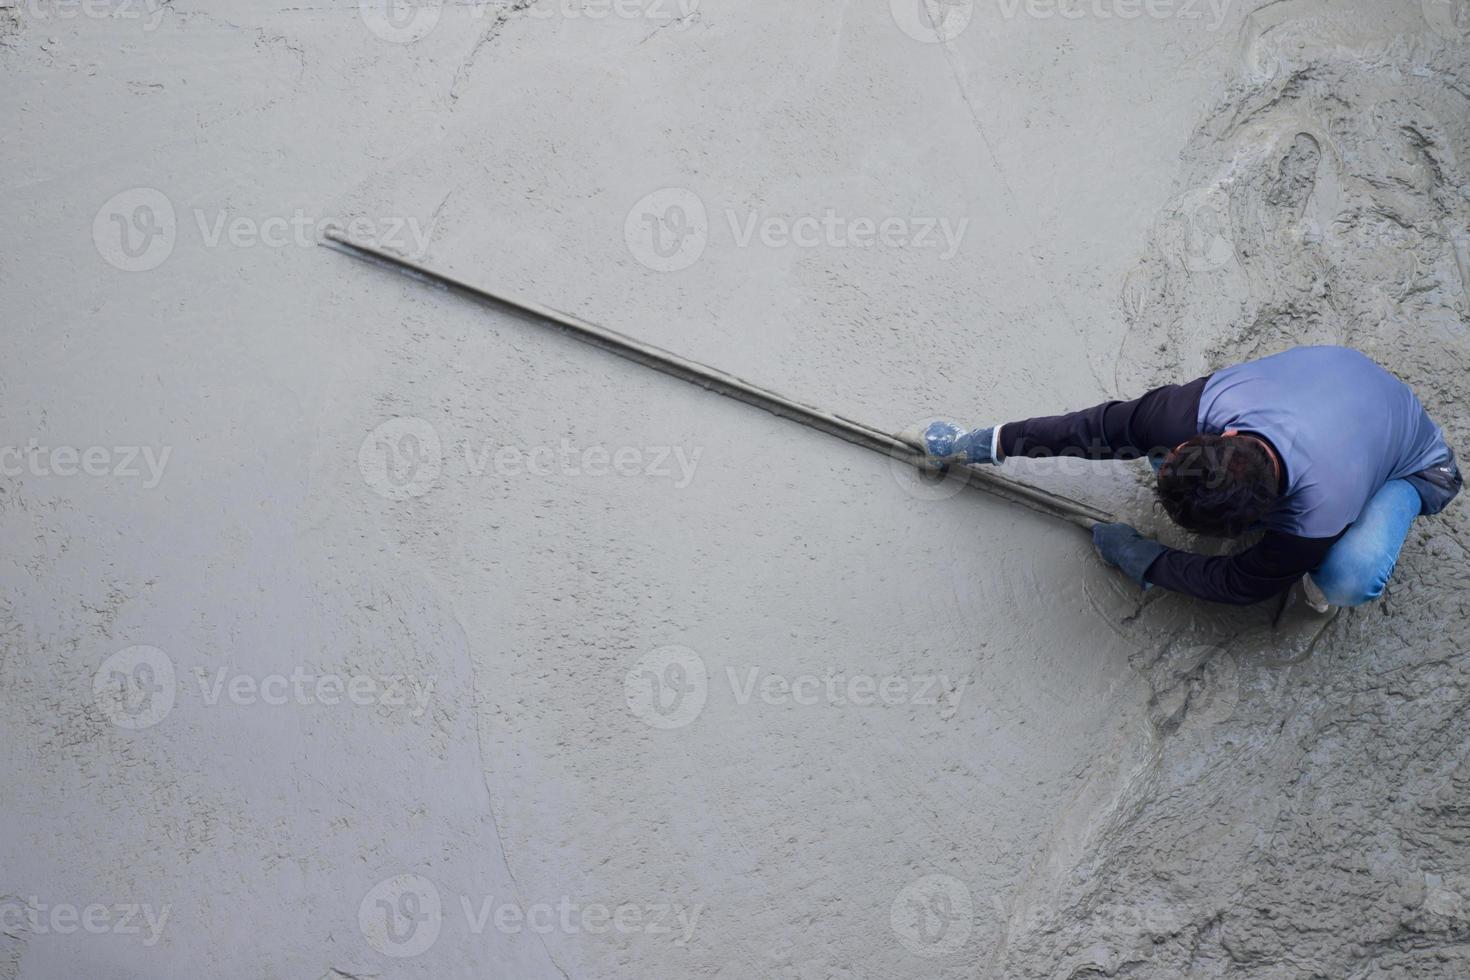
[1,1,1467,977]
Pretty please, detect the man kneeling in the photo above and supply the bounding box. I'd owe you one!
[920,346,1461,608]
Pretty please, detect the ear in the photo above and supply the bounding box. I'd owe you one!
[1222,428,1240,437]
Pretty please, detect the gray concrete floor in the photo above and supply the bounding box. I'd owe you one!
[4,1,1469,978]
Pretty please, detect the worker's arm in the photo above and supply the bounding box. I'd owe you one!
[999,377,1210,461]
[1140,530,1341,605]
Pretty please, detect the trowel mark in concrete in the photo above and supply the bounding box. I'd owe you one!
[1264,132,1322,211]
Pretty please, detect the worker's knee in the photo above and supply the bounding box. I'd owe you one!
[1311,541,1396,608]
[1311,572,1383,608]
[1309,482,1421,607]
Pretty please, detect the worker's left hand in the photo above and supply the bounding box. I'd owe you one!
[919,421,1000,465]
[1091,522,1168,588]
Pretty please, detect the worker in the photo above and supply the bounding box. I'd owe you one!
[919,346,1461,608]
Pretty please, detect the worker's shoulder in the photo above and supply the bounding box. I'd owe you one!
[1232,344,1385,376]
[1256,344,1370,363]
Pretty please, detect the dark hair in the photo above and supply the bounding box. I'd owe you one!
[1156,434,1278,537]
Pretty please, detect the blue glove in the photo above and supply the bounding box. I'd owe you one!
[1091,523,1167,588]
[921,421,999,465]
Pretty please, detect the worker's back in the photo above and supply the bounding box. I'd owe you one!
[1198,346,1449,538]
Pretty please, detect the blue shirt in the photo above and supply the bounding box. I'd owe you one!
[1197,347,1450,538]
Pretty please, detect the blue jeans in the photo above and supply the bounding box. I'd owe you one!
[1308,480,1422,607]
[1304,449,1461,605]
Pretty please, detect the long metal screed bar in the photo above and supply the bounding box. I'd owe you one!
[322,230,1117,531]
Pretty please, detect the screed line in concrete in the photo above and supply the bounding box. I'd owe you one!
[323,229,1116,530]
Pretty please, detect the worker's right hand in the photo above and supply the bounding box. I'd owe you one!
[920,421,1000,465]
[1091,522,1166,588]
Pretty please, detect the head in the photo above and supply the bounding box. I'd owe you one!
[1156,434,1279,537]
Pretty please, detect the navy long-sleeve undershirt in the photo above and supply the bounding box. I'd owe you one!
[997,378,1340,606]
